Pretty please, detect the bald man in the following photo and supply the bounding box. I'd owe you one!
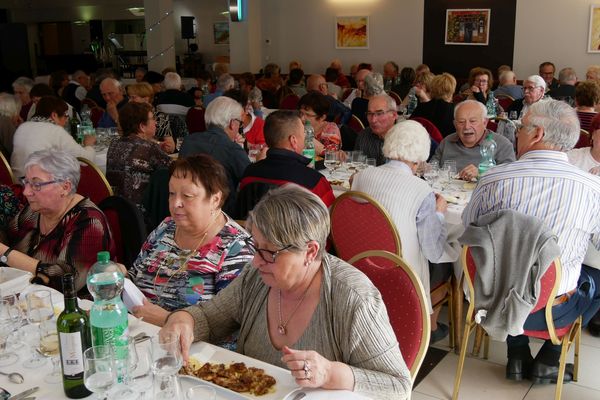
[307,74,351,126]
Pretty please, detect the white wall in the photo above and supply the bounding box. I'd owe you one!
[514,0,599,80]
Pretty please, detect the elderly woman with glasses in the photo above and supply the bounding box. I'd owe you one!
[467,67,500,118]
[298,92,341,155]
[10,96,96,177]
[161,184,411,399]
[0,149,114,295]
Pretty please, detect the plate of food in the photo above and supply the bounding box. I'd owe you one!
[179,342,299,399]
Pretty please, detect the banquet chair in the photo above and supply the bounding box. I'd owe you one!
[346,114,365,133]
[452,246,580,400]
[386,90,402,106]
[98,195,147,270]
[575,129,590,149]
[409,116,444,144]
[89,106,104,128]
[279,94,300,110]
[348,250,430,380]
[0,151,15,185]
[495,94,514,111]
[186,107,206,134]
[76,157,113,205]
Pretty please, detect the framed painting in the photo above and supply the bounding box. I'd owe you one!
[335,16,368,49]
[445,9,490,46]
[588,5,600,53]
[213,21,229,45]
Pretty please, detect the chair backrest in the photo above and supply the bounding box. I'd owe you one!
[495,95,514,111]
[234,181,279,220]
[347,114,365,133]
[340,88,354,102]
[279,94,300,110]
[349,250,430,379]
[76,157,113,205]
[462,246,563,344]
[98,195,147,270]
[387,90,402,105]
[186,107,206,134]
[89,106,104,128]
[409,116,444,144]
[330,191,402,264]
[0,151,15,185]
[575,129,591,149]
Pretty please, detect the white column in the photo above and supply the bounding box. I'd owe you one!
[144,0,176,72]
[229,0,263,73]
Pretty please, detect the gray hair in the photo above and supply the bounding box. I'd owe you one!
[163,72,182,90]
[216,74,235,91]
[246,184,329,259]
[364,72,384,97]
[524,75,546,91]
[100,77,122,90]
[370,93,397,112]
[24,149,81,193]
[383,120,431,162]
[12,77,34,92]
[558,67,576,84]
[72,70,87,81]
[526,99,580,151]
[0,92,21,117]
[499,70,515,85]
[454,99,487,120]
[204,96,243,129]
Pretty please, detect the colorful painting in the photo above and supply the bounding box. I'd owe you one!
[213,21,229,45]
[445,9,490,46]
[335,16,368,49]
[588,5,600,53]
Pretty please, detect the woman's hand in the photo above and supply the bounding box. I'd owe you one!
[281,346,332,388]
[161,136,176,154]
[132,298,169,327]
[160,310,195,363]
[470,85,481,93]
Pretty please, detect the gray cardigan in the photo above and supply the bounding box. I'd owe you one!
[459,209,561,341]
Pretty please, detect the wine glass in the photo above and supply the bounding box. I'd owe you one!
[366,158,376,168]
[39,319,61,383]
[129,340,153,400]
[21,323,46,368]
[423,161,439,187]
[84,345,117,400]
[186,385,216,400]
[324,150,339,174]
[26,289,54,324]
[151,332,183,400]
[111,337,142,400]
[0,322,18,367]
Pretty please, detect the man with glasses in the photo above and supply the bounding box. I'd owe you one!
[539,61,559,91]
[353,94,398,165]
[464,99,600,384]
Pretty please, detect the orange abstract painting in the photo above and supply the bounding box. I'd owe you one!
[336,16,368,49]
[588,5,600,53]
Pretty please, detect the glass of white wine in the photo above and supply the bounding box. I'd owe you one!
[39,319,61,383]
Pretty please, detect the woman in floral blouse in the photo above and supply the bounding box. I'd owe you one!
[298,92,342,156]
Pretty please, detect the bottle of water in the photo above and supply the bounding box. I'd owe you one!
[86,251,128,379]
[302,120,316,168]
[478,133,497,176]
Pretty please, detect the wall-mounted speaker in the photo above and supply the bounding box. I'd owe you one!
[181,16,195,39]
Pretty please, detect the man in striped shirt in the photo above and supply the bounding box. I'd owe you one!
[463,99,600,384]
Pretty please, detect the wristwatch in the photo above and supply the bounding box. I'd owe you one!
[0,248,13,265]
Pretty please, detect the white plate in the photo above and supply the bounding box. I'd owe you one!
[181,342,300,400]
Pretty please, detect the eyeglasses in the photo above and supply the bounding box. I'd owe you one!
[366,110,394,119]
[231,118,243,125]
[514,121,537,132]
[256,244,293,263]
[20,177,64,192]
[299,110,318,119]
[474,79,488,84]
[523,86,539,92]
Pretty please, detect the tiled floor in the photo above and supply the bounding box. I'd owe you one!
[413,311,600,400]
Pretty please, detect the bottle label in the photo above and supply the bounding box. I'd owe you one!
[302,149,316,168]
[91,324,128,348]
[59,332,85,376]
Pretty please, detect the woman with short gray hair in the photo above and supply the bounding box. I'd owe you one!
[0,149,114,295]
[161,184,411,399]
[352,72,386,127]
[353,120,452,343]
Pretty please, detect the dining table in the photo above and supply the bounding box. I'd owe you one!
[0,283,369,400]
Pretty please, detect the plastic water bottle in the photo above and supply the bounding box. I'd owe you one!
[302,120,316,168]
[86,251,128,378]
[478,133,497,176]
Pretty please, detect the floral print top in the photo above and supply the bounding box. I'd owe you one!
[316,122,342,154]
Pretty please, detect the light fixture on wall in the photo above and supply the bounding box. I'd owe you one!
[127,7,145,17]
[229,0,244,22]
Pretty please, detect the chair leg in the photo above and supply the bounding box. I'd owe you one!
[483,333,490,360]
[452,276,464,355]
[554,338,570,400]
[452,322,473,400]
[471,325,485,357]
[447,282,455,349]
[573,318,581,382]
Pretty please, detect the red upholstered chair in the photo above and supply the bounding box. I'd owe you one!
[279,94,300,110]
[76,157,113,205]
[495,94,515,111]
[0,151,15,185]
[409,116,444,144]
[387,90,402,106]
[349,250,430,379]
[453,246,579,400]
[186,107,206,134]
[340,88,354,102]
[89,107,104,128]
[575,129,591,149]
[346,114,365,133]
[330,191,401,266]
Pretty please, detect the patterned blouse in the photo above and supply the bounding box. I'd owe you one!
[7,198,115,294]
[0,185,20,230]
[131,215,255,312]
[106,135,172,209]
[155,111,172,139]
[316,121,342,154]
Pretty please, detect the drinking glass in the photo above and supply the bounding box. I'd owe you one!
[0,322,17,367]
[324,150,339,173]
[353,152,367,170]
[186,385,216,400]
[84,345,117,400]
[129,340,153,400]
[21,323,45,368]
[508,111,518,120]
[366,158,376,168]
[151,332,183,400]
[423,161,439,187]
[26,290,54,324]
[39,319,61,383]
[111,337,142,400]
[176,137,184,152]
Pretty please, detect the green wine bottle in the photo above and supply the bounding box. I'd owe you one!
[57,274,92,398]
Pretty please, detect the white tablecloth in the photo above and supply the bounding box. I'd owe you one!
[94,147,107,174]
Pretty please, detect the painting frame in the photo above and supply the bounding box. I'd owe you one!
[588,5,600,53]
[335,16,369,49]
[213,21,229,45]
[445,9,491,46]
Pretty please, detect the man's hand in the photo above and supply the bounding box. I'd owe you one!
[459,164,478,181]
[435,193,448,213]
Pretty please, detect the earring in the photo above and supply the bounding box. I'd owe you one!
[211,209,215,216]
[304,260,311,267]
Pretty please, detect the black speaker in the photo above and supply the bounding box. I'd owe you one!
[90,19,103,41]
[181,16,195,39]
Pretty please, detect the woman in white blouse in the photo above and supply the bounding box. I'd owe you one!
[567,115,600,175]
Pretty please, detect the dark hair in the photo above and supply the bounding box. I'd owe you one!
[400,67,416,85]
[288,68,304,85]
[118,102,153,137]
[298,91,330,118]
[358,63,373,71]
[30,83,54,98]
[223,89,249,108]
[49,70,68,95]
[239,72,255,87]
[143,71,164,85]
[34,96,68,118]
[264,109,301,148]
[539,61,555,71]
[575,80,600,107]
[169,154,229,207]
[325,67,338,83]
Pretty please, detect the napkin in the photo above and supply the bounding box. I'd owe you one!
[122,278,146,311]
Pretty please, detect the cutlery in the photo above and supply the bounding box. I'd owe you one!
[7,386,38,400]
[291,392,306,400]
[133,331,150,343]
[0,371,23,384]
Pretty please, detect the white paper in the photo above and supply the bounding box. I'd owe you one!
[122,278,145,311]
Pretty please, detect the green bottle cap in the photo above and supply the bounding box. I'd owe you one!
[96,251,110,262]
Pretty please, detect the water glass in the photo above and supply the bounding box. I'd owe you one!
[324,150,340,173]
[84,345,117,400]
[443,160,457,180]
[186,384,216,400]
[423,161,439,187]
[39,319,61,383]
[111,337,142,400]
[21,323,45,368]
[26,289,54,324]
[366,158,376,168]
[129,340,153,400]
[151,332,183,400]
[508,111,518,120]
[0,322,17,367]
